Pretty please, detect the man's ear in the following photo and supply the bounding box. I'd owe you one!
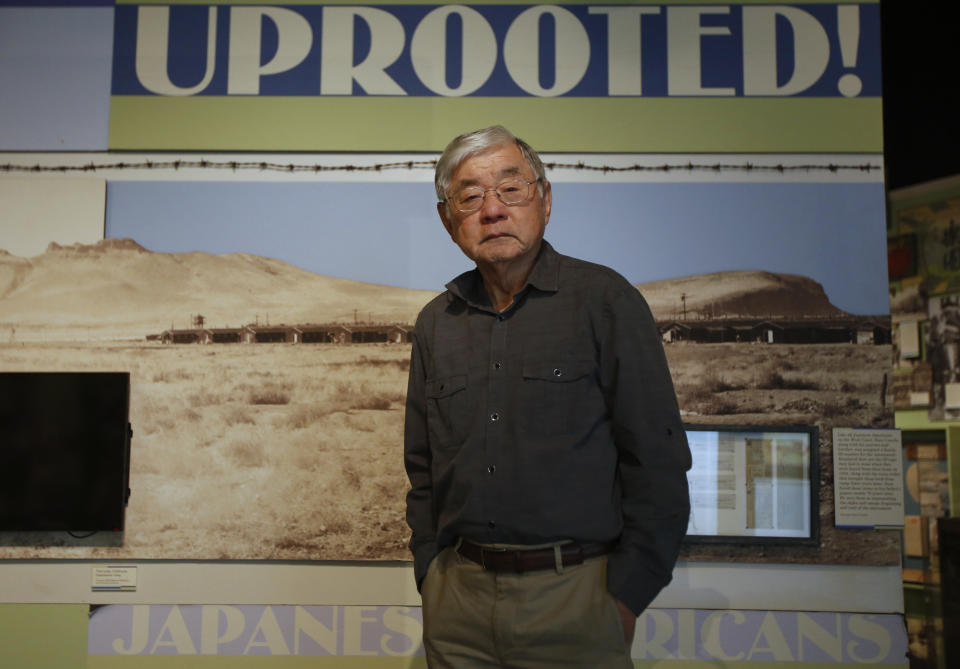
[437,201,455,238]
[542,180,553,226]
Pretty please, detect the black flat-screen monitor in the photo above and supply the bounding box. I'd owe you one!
[0,372,131,532]
[683,424,819,546]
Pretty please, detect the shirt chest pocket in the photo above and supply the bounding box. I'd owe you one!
[519,358,602,440]
[521,360,593,384]
[425,373,469,451]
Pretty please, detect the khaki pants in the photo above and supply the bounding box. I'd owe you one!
[420,545,633,668]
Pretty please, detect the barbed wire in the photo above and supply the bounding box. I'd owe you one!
[0,158,882,175]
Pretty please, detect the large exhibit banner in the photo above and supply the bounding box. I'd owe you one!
[108,1,883,151]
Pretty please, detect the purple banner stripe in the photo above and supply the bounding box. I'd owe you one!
[89,605,907,663]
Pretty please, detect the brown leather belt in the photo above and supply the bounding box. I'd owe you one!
[457,540,614,573]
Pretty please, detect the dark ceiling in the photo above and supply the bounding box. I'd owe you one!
[880,2,960,190]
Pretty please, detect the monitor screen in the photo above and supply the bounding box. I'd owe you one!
[0,372,131,532]
[683,424,819,545]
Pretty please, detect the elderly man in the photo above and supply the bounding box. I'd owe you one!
[404,125,691,667]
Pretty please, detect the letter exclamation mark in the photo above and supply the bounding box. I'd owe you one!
[837,5,862,97]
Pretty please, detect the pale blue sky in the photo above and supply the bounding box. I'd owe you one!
[106,180,889,314]
[0,7,112,150]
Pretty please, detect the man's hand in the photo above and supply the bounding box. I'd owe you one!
[616,599,637,646]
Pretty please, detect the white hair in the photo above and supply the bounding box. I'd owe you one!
[434,125,546,203]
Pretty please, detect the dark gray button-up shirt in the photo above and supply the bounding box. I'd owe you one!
[404,241,691,614]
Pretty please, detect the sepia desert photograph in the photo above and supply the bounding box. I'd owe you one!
[0,234,895,564]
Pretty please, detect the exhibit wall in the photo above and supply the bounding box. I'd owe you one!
[0,1,907,666]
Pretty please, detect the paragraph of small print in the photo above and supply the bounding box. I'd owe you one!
[832,428,904,528]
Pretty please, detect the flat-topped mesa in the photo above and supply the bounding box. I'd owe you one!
[637,269,850,321]
[45,238,149,255]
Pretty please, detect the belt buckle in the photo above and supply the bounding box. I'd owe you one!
[479,545,508,571]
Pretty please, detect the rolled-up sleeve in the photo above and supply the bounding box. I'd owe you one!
[602,285,692,615]
[403,321,440,590]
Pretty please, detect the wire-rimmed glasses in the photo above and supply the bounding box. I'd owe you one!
[446,178,540,213]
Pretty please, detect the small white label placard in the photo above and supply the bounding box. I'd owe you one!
[946,383,960,409]
[898,321,920,358]
[92,566,137,592]
[832,428,904,528]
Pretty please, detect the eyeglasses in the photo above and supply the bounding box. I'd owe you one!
[446,178,541,213]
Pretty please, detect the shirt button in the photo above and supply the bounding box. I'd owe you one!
[490,412,500,422]
[488,521,496,529]
[493,361,502,370]
[488,465,496,474]
[553,368,562,377]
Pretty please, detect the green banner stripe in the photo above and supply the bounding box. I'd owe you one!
[108,97,882,153]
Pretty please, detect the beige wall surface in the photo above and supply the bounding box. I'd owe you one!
[0,178,106,257]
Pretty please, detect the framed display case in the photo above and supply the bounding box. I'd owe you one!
[683,424,819,546]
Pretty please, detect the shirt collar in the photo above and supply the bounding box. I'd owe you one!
[445,240,561,310]
[525,240,561,293]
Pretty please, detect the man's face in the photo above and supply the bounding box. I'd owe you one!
[438,143,552,270]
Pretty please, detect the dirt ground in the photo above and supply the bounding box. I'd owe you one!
[0,340,899,566]
[0,341,410,561]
